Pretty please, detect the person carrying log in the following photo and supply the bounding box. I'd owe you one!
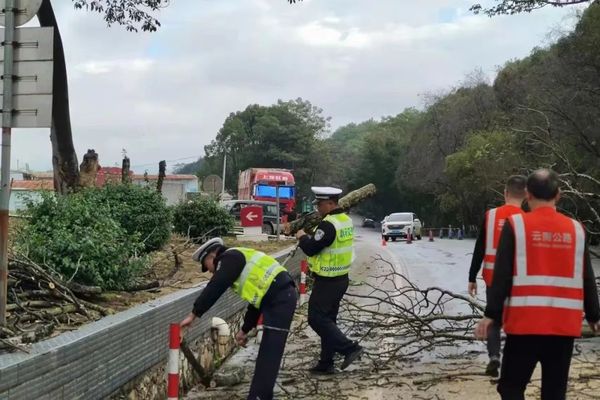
[180,238,297,400]
[296,187,363,374]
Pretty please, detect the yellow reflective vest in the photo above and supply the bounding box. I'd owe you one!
[308,213,355,277]
[230,248,286,308]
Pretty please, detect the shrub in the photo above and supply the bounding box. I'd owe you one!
[79,184,172,253]
[15,192,147,290]
[172,198,234,239]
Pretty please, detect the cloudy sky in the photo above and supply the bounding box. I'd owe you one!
[12,0,583,173]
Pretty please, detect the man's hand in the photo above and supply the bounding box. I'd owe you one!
[179,312,196,342]
[468,282,478,297]
[588,321,600,334]
[296,229,307,240]
[235,330,248,347]
[475,317,494,340]
[180,312,196,329]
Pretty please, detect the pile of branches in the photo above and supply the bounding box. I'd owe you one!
[337,256,483,367]
[1,254,111,353]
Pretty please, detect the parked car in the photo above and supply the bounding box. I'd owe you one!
[362,217,376,228]
[381,212,423,241]
[220,200,282,235]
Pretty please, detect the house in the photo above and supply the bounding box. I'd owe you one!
[6,166,199,210]
[10,180,53,212]
[132,174,199,205]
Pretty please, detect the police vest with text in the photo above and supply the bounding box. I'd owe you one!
[482,205,525,287]
[308,213,355,277]
[230,248,286,308]
[503,208,585,337]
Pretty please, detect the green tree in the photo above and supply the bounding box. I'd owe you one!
[470,0,593,16]
[443,131,524,226]
[175,158,205,175]
[203,99,329,199]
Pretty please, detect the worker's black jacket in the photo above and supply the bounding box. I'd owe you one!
[298,208,348,282]
[484,221,600,325]
[468,220,487,283]
[192,246,294,333]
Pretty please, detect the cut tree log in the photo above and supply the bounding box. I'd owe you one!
[285,183,377,235]
[67,282,102,296]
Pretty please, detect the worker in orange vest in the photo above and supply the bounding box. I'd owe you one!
[468,175,527,377]
[475,169,600,400]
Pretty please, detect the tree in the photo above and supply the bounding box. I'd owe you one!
[72,0,170,32]
[442,130,524,225]
[37,0,171,194]
[470,0,594,16]
[203,99,329,198]
[174,158,205,175]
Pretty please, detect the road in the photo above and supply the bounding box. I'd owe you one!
[185,222,600,400]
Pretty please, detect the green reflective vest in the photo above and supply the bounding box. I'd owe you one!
[230,248,287,308]
[308,213,355,277]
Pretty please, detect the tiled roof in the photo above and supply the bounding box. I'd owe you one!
[132,174,197,181]
[12,180,54,190]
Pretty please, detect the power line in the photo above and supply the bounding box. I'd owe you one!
[131,155,201,169]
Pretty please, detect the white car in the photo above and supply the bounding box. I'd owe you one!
[381,212,423,242]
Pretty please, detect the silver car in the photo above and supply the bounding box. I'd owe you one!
[381,212,422,242]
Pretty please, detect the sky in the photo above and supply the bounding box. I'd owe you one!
[11,0,585,173]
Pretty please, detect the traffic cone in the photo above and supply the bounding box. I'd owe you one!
[381,237,387,247]
[429,229,434,242]
[406,229,413,244]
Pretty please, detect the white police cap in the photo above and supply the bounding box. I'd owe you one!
[311,186,343,202]
[192,237,224,271]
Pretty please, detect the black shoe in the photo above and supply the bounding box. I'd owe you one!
[341,345,363,370]
[485,358,500,378]
[309,362,335,375]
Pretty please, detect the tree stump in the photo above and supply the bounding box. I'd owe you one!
[79,149,99,188]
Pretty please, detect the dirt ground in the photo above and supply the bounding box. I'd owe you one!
[93,235,296,312]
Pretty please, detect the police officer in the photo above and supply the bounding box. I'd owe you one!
[296,187,363,374]
[180,238,297,400]
[475,169,600,400]
[468,175,527,377]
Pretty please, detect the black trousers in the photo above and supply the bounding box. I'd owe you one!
[308,275,355,365]
[485,287,501,359]
[498,335,575,400]
[247,284,297,400]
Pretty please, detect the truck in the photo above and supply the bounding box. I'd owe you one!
[237,168,296,220]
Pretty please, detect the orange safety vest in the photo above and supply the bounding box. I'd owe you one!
[503,207,585,337]
[482,205,525,287]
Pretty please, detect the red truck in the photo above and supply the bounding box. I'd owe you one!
[237,168,296,219]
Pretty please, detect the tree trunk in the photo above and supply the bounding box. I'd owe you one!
[157,161,166,193]
[122,156,131,184]
[79,149,99,188]
[37,0,80,194]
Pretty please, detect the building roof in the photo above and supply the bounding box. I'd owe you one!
[132,174,197,181]
[12,180,54,190]
[30,171,54,180]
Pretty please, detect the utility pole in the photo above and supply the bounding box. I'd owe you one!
[0,0,16,325]
[221,154,227,198]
